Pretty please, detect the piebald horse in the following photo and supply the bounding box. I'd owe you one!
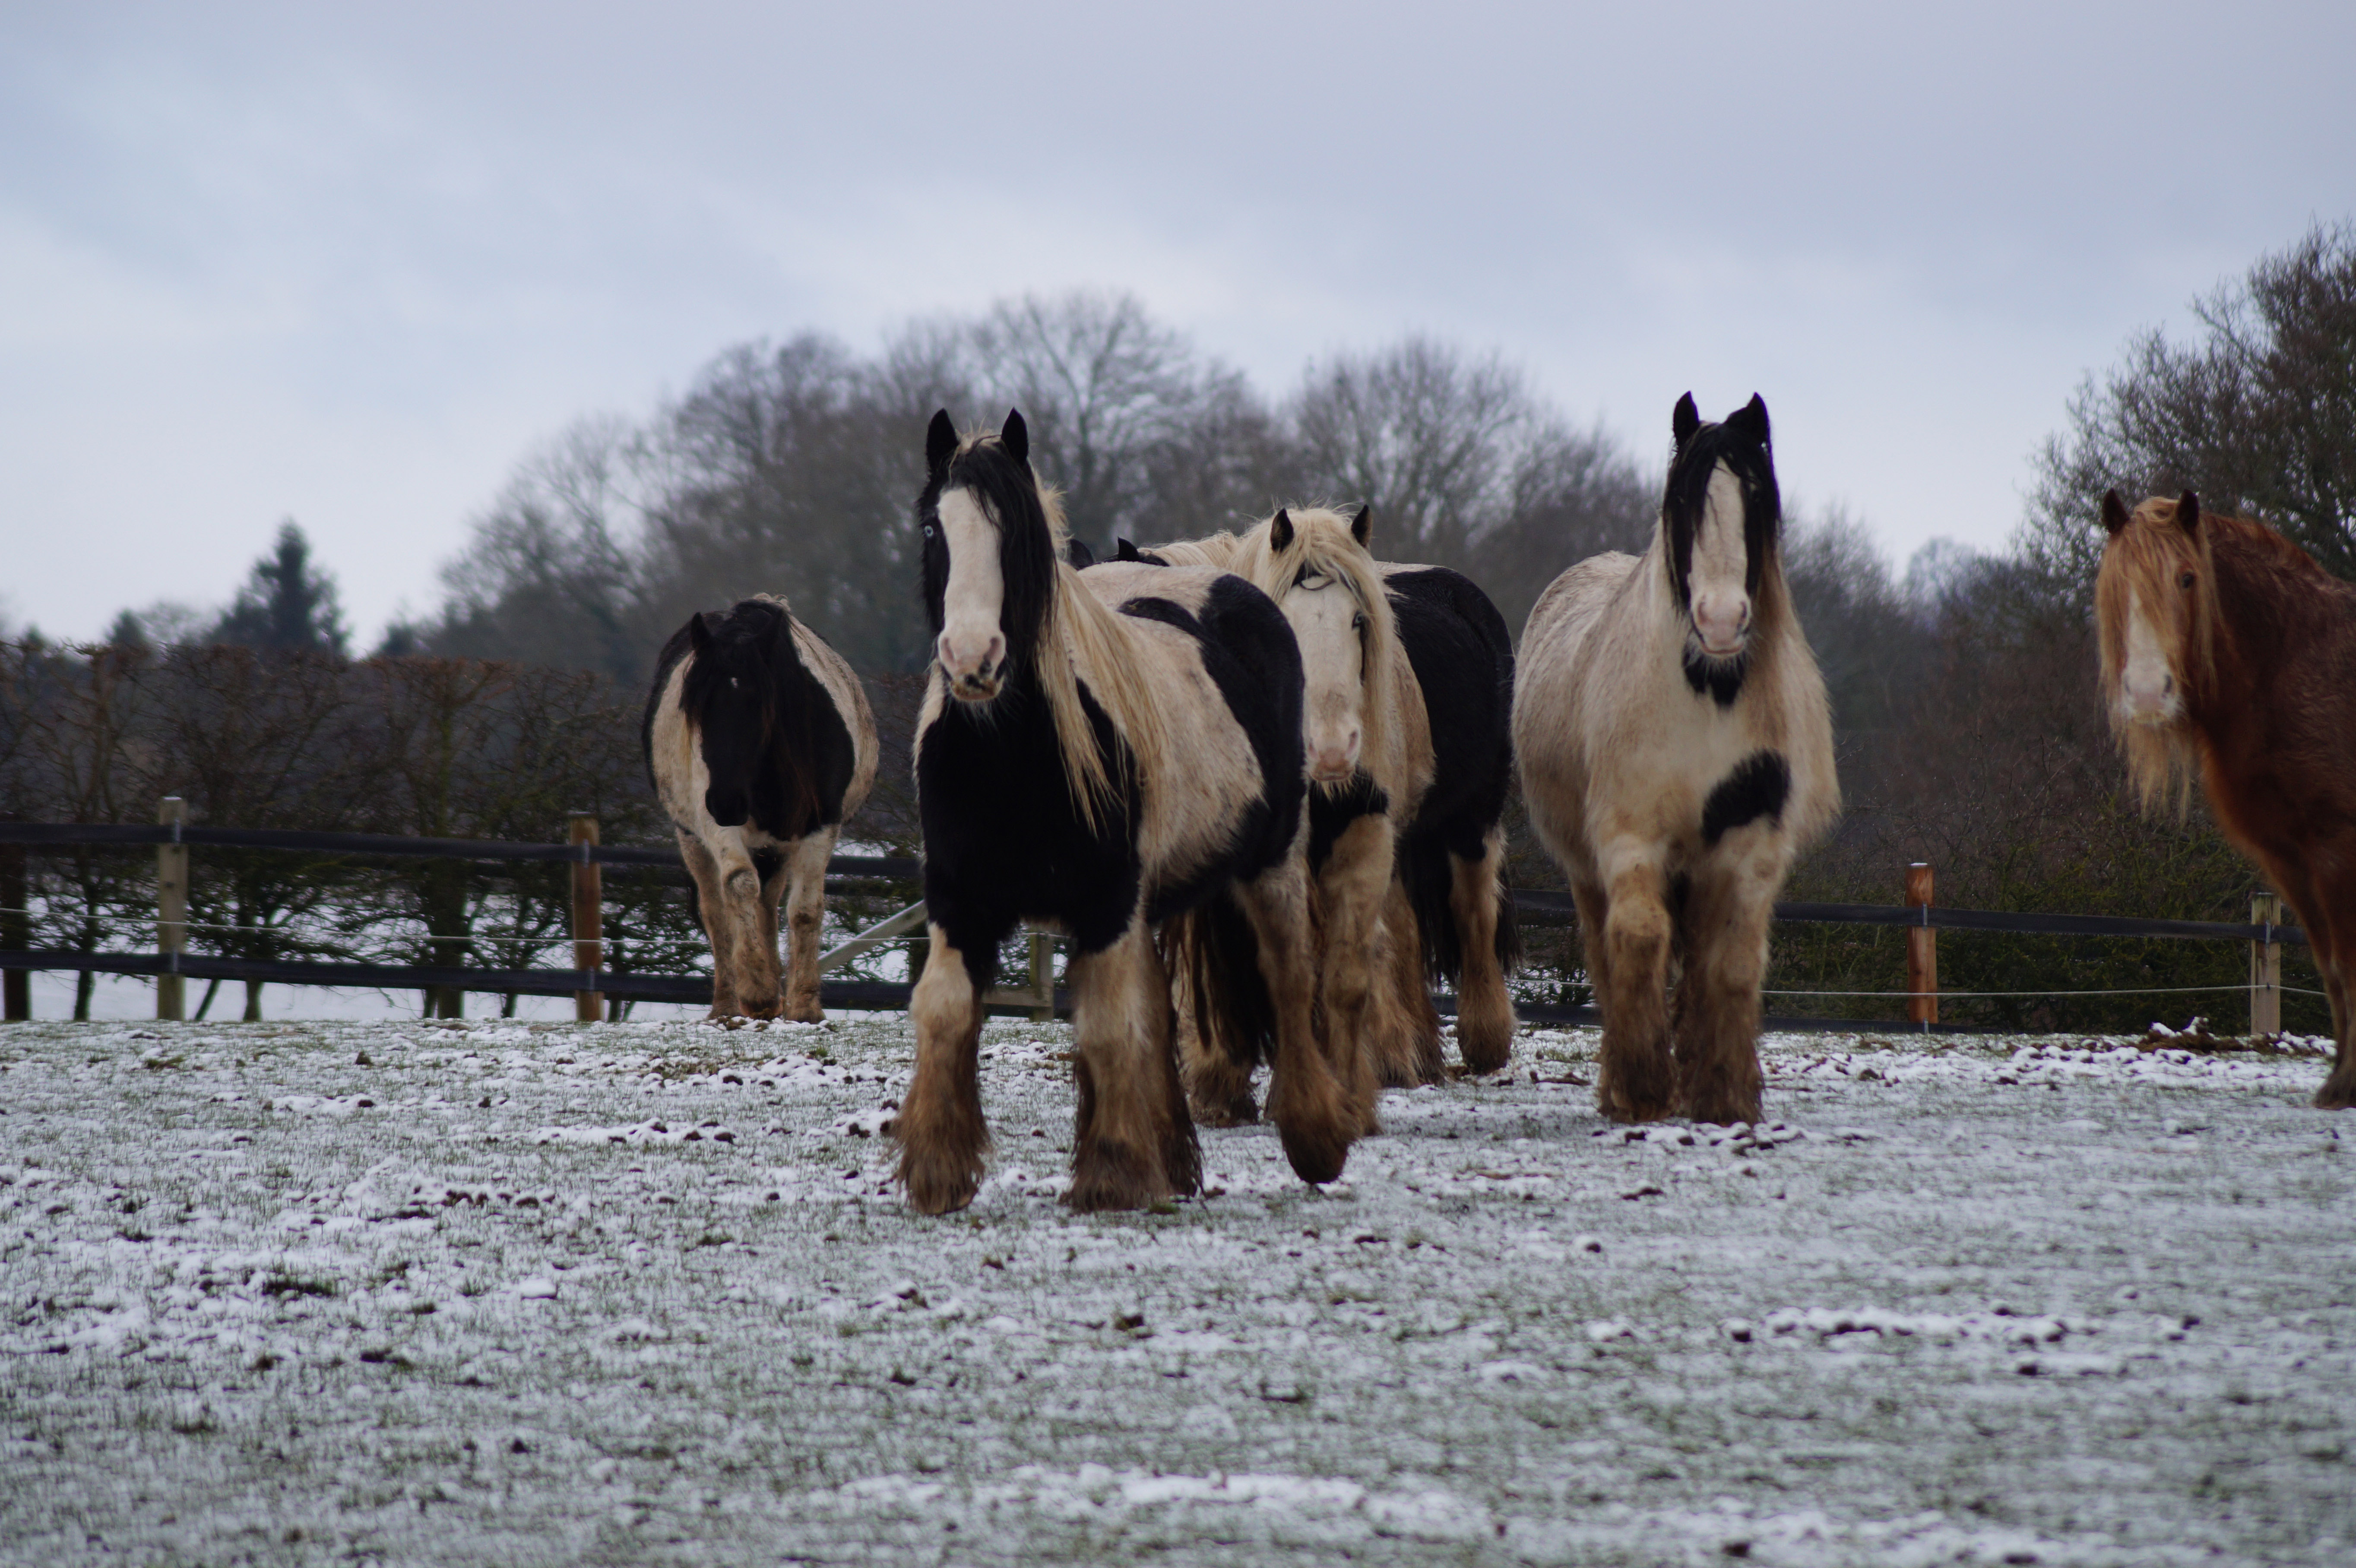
[2098,489,2356,1109]
[897,410,1354,1214]
[1514,393,1837,1124]
[1143,509,1520,1128]
[643,596,878,1020]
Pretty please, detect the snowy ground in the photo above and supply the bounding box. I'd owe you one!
[2,1016,2350,1567]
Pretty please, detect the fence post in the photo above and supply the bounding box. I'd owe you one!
[1,816,26,1021]
[1029,929,1054,1023]
[157,797,188,1022]
[1905,861,1938,1030]
[570,813,602,1024]
[2250,891,2282,1039]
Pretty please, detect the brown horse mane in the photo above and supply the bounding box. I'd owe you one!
[2098,493,2343,812]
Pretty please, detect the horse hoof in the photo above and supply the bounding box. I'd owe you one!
[1454,1016,1516,1075]
[783,1001,824,1025]
[1065,1137,1165,1212]
[1677,1094,1763,1126]
[2314,1075,2356,1111]
[1276,1119,1350,1186]
[1188,1094,1259,1128]
[898,1152,984,1216]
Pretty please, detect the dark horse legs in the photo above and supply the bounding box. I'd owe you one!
[897,923,988,1214]
[1586,867,1676,1123]
[1067,920,1201,1212]
[1669,857,1771,1125]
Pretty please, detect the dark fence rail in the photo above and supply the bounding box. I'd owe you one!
[0,821,2302,1031]
[0,820,920,882]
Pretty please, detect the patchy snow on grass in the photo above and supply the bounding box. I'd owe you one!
[1,1016,2351,1565]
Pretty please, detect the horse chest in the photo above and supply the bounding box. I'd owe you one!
[915,699,1143,956]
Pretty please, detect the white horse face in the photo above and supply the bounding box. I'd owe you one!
[934,487,1008,702]
[2117,585,2186,725]
[1688,463,1753,657]
[1282,575,1367,784]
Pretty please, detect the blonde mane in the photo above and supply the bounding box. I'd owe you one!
[1232,507,1402,790]
[2095,494,2218,814]
[1145,532,1243,569]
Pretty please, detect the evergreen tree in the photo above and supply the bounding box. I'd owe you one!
[213,522,349,655]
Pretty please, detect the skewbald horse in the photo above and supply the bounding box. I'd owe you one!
[896,410,1356,1214]
[2098,489,2356,1109]
[1127,509,1521,1125]
[643,596,878,1020]
[1514,393,1837,1125]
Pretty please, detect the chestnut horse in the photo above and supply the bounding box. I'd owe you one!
[2098,489,2356,1108]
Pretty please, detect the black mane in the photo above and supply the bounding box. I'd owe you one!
[643,597,851,837]
[918,421,1059,677]
[1662,394,1780,612]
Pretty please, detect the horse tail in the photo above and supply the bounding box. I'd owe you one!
[1163,894,1276,1069]
[1493,876,1522,972]
[1398,829,1461,987]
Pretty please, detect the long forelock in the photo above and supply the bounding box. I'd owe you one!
[1663,426,1780,607]
[680,601,789,736]
[2095,504,2214,813]
[943,430,1162,834]
[1240,507,1401,778]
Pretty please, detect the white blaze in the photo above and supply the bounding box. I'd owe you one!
[1689,464,1751,656]
[2119,587,2180,723]
[1284,577,1365,783]
[934,489,1007,699]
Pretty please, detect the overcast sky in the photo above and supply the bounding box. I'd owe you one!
[4,1,2350,645]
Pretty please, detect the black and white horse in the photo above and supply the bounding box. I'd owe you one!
[1134,513,1522,1105]
[643,596,878,1020]
[1512,394,1837,1124]
[897,409,1353,1214]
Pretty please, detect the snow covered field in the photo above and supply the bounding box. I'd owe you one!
[2,1015,2350,1566]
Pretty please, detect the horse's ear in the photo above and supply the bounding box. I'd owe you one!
[2176,490,2201,536]
[1065,536,1096,570]
[1001,408,1029,465]
[1672,392,1700,448]
[1116,537,1143,562]
[1727,393,1770,444]
[1270,508,1295,553]
[1350,504,1372,547]
[687,612,714,657]
[2100,490,2130,536]
[925,410,957,477]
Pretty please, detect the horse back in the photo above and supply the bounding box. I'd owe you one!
[1382,566,1515,847]
[1082,563,1308,905]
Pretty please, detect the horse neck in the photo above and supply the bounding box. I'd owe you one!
[2182,524,2287,727]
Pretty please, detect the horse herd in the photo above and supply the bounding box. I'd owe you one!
[643,395,2356,1216]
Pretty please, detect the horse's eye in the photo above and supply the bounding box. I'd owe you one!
[2178,571,2195,589]
[923,524,935,537]
[1352,613,1367,632]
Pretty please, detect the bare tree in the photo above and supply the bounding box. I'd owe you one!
[1289,336,1654,632]
[2024,220,2356,603]
[902,291,1289,550]
[434,417,647,682]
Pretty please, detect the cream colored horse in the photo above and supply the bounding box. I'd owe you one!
[1514,394,1836,1124]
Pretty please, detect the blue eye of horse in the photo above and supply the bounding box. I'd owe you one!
[924,524,935,537]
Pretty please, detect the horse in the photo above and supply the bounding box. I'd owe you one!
[1137,511,1521,1118]
[2097,489,2356,1109]
[643,596,878,1021]
[896,409,1354,1214]
[1513,393,1837,1125]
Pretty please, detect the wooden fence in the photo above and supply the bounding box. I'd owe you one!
[0,803,2307,1034]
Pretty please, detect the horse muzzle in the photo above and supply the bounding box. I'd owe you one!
[947,662,1004,703]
